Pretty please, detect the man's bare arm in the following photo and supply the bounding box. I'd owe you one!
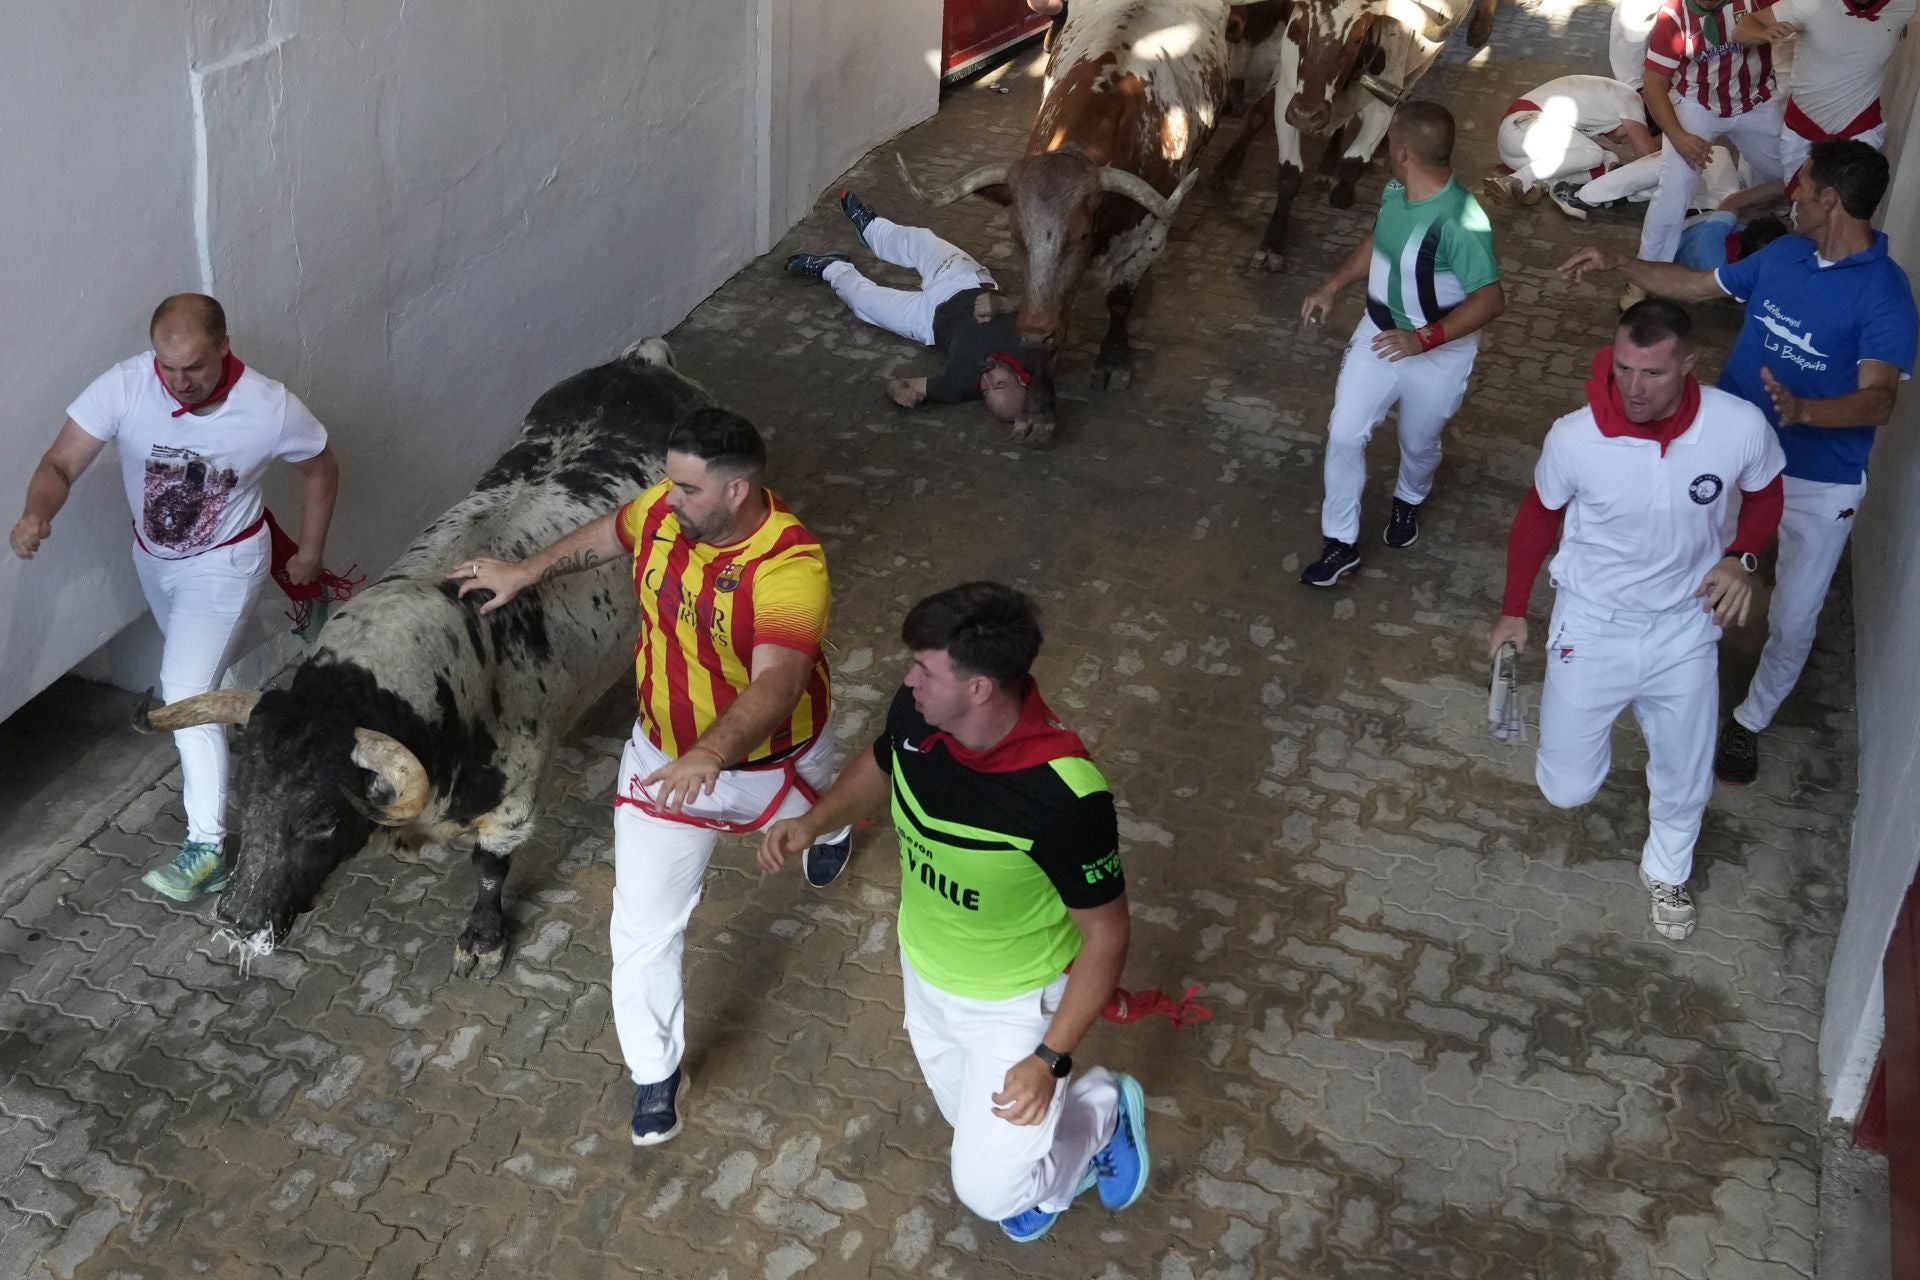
[11,420,108,559]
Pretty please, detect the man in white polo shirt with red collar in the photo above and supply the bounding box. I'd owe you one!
[10,294,340,902]
[1489,300,1784,941]
[1734,0,1915,195]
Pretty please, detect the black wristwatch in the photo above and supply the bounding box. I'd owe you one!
[1033,1043,1073,1078]
[1726,551,1759,573]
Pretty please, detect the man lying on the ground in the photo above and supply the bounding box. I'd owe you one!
[1486,74,1657,200]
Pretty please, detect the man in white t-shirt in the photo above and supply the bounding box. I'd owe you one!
[1612,0,1667,86]
[10,294,340,901]
[1734,0,1916,195]
[1493,75,1656,196]
[1488,300,1784,942]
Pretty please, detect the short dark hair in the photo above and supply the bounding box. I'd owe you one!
[1618,297,1694,352]
[1738,215,1789,259]
[666,407,767,480]
[1389,101,1455,166]
[900,581,1042,689]
[150,293,227,342]
[1807,139,1890,220]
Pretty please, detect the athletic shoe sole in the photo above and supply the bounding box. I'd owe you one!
[1302,558,1360,588]
[630,1072,689,1147]
[1383,527,1419,549]
[1000,1212,1059,1243]
[1104,1074,1151,1211]
[141,868,230,902]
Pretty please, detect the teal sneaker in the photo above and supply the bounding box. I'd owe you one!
[141,841,229,901]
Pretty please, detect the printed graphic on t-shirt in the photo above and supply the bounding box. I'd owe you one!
[142,444,238,550]
[1754,300,1831,374]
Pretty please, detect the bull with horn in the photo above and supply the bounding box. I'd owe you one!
[136,337,709,977]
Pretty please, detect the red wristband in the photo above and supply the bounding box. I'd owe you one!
[1415,322,1447,352]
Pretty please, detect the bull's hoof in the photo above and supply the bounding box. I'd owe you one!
[1249,248,1286,275]
[1468,11,1494,46]
[1091,362,1133,392]
[452,940,507,980]
[1328,181,1358,210]
[1010,417,1058,450]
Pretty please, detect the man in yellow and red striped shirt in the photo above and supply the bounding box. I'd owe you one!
[457,405,849,1147]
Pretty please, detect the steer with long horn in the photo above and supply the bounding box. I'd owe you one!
[898,0,1229,437]
[135,337,708,977]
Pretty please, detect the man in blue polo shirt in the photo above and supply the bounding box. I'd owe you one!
[1560,139,1918,783]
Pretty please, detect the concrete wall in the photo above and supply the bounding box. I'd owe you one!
[0,0,939,723]
[1820,33,1920,1120]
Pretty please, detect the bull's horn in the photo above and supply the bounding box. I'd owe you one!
[350,728,430,825]
[897,152,1009,207]
[1095,166,1199,222]
[133,688,261,734]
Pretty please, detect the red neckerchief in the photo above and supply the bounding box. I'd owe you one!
[1841,0,1893,18]
[156,352,245,417]
[1725,231,1746,264]
[1585,345,1702,456]
[979,352,1035,389]
[919,679,1088,774]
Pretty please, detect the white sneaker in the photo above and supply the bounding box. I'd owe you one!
[1639,869,1695,941]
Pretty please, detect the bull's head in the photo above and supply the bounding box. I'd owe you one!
[134,687,430,959]
[1284,0,1387,135]
[896,151,1196,352]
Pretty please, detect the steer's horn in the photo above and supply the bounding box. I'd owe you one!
[350,729,430,825]
[1095,166,1199,222]
[133,688,261,734]
[897,152,1010,207]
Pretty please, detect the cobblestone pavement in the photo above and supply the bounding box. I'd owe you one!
[1,3,1859,1277]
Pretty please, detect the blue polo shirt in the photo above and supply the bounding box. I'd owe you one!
[1715,233,1918,485]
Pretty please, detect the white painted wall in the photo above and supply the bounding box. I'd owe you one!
[1820,32,1920,1120]
[0,0,939,723]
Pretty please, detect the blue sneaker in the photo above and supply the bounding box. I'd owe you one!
[785,251,851,279]
[838,188,879,246]
[1091,1074,1150,1210]
[999,1205,1060,1242]
[802,831,853,889]
[141,840,229,902]
[630,1068,685,1147]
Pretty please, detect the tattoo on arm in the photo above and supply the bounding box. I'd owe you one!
[539,549,602,583]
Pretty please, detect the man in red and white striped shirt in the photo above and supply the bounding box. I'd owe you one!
[1637,0,1785,265]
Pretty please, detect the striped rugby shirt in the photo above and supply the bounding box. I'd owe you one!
[1644,0,1775,117]
[1365,178,1501,333]
[615,478,832,764]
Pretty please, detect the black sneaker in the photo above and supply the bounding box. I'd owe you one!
[1547,180,1600,220]
[1714,720,1759,785]
[630,1068,685,1147]
[1384,499,1420,548]
[838,188,878,247]
[802,831,853,889]
[1300,539,1361,587]
[785,251,851,279]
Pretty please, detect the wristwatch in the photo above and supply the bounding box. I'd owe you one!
[1726,551,1759,573]
[1033,1043,1073,1078]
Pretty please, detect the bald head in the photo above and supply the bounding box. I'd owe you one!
[1388,101,1456,168]
[150,294,232,406]
[150,294,228,345]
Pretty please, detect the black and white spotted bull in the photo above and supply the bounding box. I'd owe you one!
[133,338,708,977]
[900,0,1231,434]
[1213,0,1495,270]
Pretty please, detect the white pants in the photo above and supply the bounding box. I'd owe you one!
[1734,475,1868,733]
[1498,111,1612,188]
[821,217,997,346]
[901,952,1120,1222]
[1639,96,1785,261]
[1575,144,1744,210]
[132,531,271,845]
[1536,594,1721,886]
[1320,316,1480,543]
[1781,122,1887,194]
[609,723,847,1084]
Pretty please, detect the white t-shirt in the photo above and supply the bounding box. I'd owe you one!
[1609,0,1666,86]
[1769,0,1916,132]
[1536,385,1785,613]
[67,354,329,559]
[1520,74,1647,134]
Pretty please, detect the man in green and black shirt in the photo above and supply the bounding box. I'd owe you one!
[786,190,1048,435]
[761,581,1148,1243]
[1298,101,1506,587]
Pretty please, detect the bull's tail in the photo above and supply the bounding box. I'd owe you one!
[620,336,676,368]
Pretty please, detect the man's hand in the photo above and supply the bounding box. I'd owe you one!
[758,816,816,876]
[1371,329,1424,363]
[1759,367,1804,425]
[886,377,927,409]
[1765,19,1802,45]
[1488,614,1529,657]
[1696,559,1755,627]
[1670,130,1714,171]
[1559,247,1622,283]
[642,746,723,813]
[285,547,323,586]
[9,515,51,560]
[1301,282,1339,326]
[991,1056,1059,1126]
[448,557,535,615]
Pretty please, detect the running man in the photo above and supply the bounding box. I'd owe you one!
[759,581,1148,1242]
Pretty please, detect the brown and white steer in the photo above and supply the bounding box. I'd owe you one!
[902,0,1230,439]
[1215,0,1496,271]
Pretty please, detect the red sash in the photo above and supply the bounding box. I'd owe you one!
[1784,96,1884,142]
[1504,98,1542,119]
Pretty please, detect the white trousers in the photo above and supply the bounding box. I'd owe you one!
[1575,144,1744,210]
[822,217,997,347]
[132,531,271,845]
[609,723,847,1084]
[1781,122,1887,193]
[1639,96,1785,261]
[1536,594,1721,885]
[1320,316,1480,543]
[1734,475,1868,733]
[1498,111,1612,188]
[900,952,1120,1222]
